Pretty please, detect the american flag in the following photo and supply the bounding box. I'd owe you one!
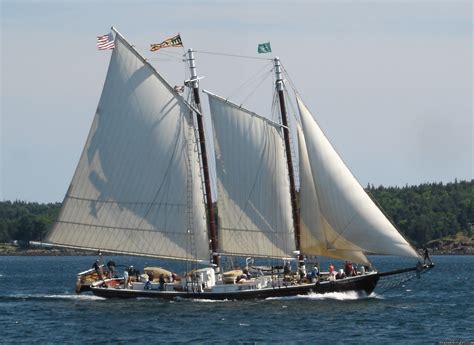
[97,32,115,50]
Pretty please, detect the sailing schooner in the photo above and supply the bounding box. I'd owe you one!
[45,28,433,300]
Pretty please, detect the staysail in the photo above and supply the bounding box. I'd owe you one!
[298,125,370,264]
[46,29,210,261]
[297,95,419,260]
[205,91,295,258]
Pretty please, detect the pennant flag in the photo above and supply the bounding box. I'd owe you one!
[150,34,183,52]
[257,42,272,54]
[97,32,115,50]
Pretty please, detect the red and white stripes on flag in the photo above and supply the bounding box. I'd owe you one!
[97,32,115,50]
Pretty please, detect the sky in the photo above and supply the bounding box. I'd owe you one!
[1,0,472,203]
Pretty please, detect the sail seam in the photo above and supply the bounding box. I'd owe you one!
[326,213,358,248]
[66,195,185,207]
[136,117,184,228]
[43,242,206,262]
[55,220,180,234]
[237,126,268,228]
[220,227,289,234]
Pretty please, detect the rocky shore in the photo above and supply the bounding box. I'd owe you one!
[0,244,95,256]
[425,241,474,255]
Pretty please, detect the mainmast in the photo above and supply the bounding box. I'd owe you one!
[186,49,220,272]
[274,57,303,267]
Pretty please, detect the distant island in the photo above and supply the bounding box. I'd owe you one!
[365,179,473,255]
[1,179,472,256]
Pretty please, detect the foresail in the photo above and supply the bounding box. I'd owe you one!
[206,91,295,258]
[46,31,209,262]
[298,126,369,265]
[297,95,419,259]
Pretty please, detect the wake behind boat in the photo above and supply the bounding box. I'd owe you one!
[44,27,433,300]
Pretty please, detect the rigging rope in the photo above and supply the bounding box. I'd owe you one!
[280,63,301,124]
[235,66,274,107]
[194,50,273,61]
[131,44,185,63]
[223,61,274,106]
[270,87,279,123]
[281,63,300,96]
[146,51,184,62]
[130,45,184,55]
[376,265,433,293]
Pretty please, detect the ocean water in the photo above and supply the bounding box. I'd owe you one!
[0,255,472,344]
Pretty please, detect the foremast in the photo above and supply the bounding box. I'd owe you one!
[186,49,220,272]
[274,58,303,267]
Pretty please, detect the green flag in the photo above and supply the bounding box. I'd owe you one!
[257,42,272,54]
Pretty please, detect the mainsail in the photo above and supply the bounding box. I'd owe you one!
[297,95,420,260]
[206,91,295,258]
[46,30,209,261]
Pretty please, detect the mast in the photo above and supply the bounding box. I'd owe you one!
[274,57,303,267]
[186,48,220,272]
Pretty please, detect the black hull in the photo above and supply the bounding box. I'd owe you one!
[90,273,380,300]
[78,284,92,293]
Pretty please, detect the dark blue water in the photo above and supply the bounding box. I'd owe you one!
[1,255,472,344]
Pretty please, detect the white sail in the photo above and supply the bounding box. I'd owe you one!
[206,91,295,258]
[46,30,210,262]
[297,95,419,259]
[298,125,370,264]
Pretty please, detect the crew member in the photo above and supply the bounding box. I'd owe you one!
[92,259,104,280]
[107,259,116,278]
[423,247,432,265]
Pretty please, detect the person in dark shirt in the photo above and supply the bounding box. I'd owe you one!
[344,261,353,276]
[127,266,140,280]
[107,259,116,278]
[423,247,432,265]
[159,274,165,291]
[92,259,104,280]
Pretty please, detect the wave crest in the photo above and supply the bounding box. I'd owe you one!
[266,291,381,301]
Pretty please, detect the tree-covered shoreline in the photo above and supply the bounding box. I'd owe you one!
[0,201,61,244]
[1,180,472,250]
[366,179,472,247]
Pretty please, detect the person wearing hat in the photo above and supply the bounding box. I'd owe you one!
[92,259,104,280]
